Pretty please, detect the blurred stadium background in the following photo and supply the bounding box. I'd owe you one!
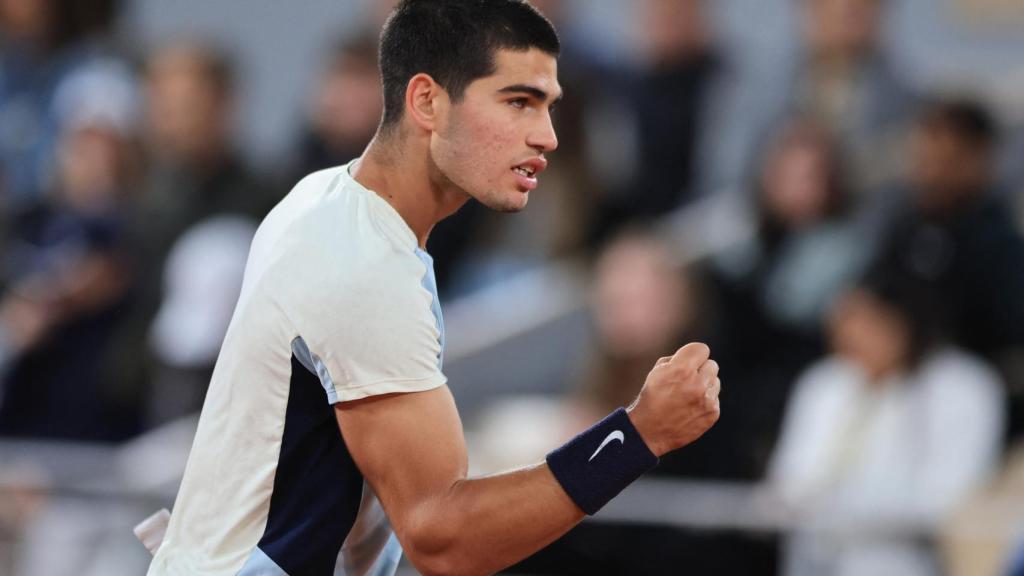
[2,0,1024,574]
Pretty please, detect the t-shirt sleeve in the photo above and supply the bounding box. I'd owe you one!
[304,257,446,404]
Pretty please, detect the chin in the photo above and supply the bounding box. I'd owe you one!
[479,190,529,213]
[498,198,529,213]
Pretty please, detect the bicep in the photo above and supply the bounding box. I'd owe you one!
[335,385,467,537]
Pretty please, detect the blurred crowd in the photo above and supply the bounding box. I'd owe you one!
[2,0,1024,575]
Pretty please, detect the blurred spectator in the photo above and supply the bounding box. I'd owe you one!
[103,41,272,428]
[0,58,138,440]
[714,120,870,333]
[869,98,1024,441]
[705,119,872,478]
[473,229,699,472]
[589,0,718,241]
[769,275,1004,576]
[701,0,914,204]
[576,229,698,419]
[145,215,254,426]
[0,0,122,207]
[288,34,381,181]
[139,41,276,221]
[578,227,768,482]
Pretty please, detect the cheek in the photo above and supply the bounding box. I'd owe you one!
[473,129,514,184]
[439,111,516,184]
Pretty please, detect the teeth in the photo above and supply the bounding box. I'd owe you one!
[513,167,535,177]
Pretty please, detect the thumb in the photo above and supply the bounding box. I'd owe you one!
[671,342,711,371]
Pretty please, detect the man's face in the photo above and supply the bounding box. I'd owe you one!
[762,139,831,228]
[316,56,382,147]
[429,48,561,213]
[146,49,230,163]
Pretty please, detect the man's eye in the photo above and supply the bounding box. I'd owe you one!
[509,98,527,109]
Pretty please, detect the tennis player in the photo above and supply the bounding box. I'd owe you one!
[146,1,721,575]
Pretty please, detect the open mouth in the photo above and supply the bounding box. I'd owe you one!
[511,157,545,191]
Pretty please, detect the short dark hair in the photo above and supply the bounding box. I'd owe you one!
[917,97,998,151]
[378,0,560,129]
[857,269,946,369]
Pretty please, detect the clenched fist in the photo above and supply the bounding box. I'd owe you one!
[626,342,721,457]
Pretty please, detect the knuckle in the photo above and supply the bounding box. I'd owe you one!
[685,379,705,395]
[701,371,716,388]
[674,364,697,381]
[705,405,720,421]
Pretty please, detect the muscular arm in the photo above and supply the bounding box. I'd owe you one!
[336,386,583,576]
[336,343,720,576]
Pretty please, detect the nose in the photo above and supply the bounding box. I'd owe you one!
[527,111,558,153]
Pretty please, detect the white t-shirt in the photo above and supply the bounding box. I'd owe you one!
[148,164,447,576]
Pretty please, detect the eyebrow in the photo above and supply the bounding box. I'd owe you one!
[497,84,563,105]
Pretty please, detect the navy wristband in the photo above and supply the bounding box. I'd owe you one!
[545,407,659,515]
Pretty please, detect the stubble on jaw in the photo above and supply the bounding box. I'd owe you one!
[427,145,529,214]
[427,148,470,200]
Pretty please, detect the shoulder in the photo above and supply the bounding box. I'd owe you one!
[257,165,422,280]
[247,165,433,323]
[913,348,1005,439]
[913,348,1004,419]
[919,348,1002,394]
[277,235,432,343]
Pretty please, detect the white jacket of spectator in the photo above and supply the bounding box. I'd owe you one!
[769,347,1005,576]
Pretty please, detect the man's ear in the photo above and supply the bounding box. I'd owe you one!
[405,73,448,132]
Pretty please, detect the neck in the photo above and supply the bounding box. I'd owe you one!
[351,129,469,249]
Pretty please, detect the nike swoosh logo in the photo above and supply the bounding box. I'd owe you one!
[588,430,625,462]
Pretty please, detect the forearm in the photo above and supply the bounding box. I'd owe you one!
[343,344,721,575]
[403,405,663,575]
[403,463,583,576]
